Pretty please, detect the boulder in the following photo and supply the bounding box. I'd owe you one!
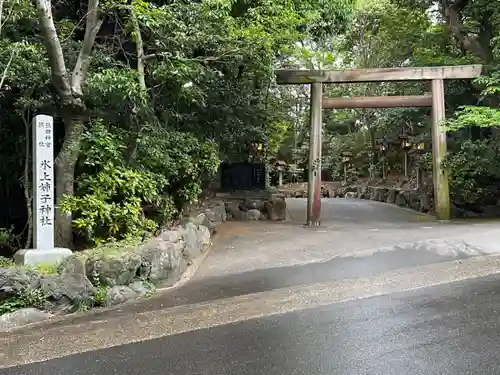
[419,193,432,213]
[0,308,53,331]
[375,188,388,202]
[129,281,154,297]
[394,192,407,207]
[86,251,142,287]
[0,268,40,301]
[264,195,287,221]
[40,273,95,312]
[247,209,261,221]
[201,203,226,233]
[134,237,187,286]
[180,223,211,261]
[242,199,265,212]
[57,255,87,277]
[386,189,397,204]
[408,192,421,211]
[225,202,243,219]
[185,212,206,226]
[104,286,138,307]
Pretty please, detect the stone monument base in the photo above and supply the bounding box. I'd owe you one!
[13,248,73,267]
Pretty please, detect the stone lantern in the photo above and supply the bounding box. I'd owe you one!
[275,160,287,187]
[341,151,352,185]
[399,134,412,177]
[377,139,388,180]
[410,141,426,189]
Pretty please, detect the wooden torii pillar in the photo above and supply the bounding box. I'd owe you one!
[276,65,482,225]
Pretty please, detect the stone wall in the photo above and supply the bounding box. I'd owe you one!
[0,200,227,331]
[281,183,500,218]
[330,185,433,213]
[217,191,287,221]
[280,184,433,214]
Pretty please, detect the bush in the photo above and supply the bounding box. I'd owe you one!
[64,119,219,246]
[61,165,161,245]
[446,139,500,204]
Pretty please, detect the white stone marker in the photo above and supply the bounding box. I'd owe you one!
[14,115,72,266]
[33,114,55,249]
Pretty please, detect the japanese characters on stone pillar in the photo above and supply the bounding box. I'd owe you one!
[33,114,54,249]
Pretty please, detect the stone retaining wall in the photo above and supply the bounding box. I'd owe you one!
[217,191,287,221]
[0,200,228,331]
[281,185,433,214]
[281,184,500,218]
[331,185,433,213]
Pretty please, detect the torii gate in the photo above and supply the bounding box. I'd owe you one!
[276,65,482,225]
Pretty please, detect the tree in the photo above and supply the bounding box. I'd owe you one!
[34,0,103,247]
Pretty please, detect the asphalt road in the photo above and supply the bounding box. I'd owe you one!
[2,198,500,374]
[4,274,500,375]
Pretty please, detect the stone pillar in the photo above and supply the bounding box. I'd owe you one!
[14,115,72,266]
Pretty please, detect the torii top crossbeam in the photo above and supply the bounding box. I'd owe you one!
[276,65,482,84]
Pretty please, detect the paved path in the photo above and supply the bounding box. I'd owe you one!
[2,198,500,374]
[5,273,500,375]
[196,198,500,277]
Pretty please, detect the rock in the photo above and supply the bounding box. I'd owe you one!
[408,192,421,211]
[86,251,142,287]
[238,201,249,212]
[128,281,154,297]
[394,192,407,207]
[211,201,227,223]
[0,268,40,301]
[40,274,95,312]
[225,202,242,218]
[375,188,388,202]
[247,209,261,220]
[57,255,86,277]
[201,204,226,233]
[104,286,138,307]
[264,195,287,221]
[185,213,206,226]
[180,223,211,261]
[294,191,306,198]
[134,237,187,286]
[243,199,265,211]
[345,192,356,198]
[225,203,248,220]
[419,193,431,213]
[0,308,53,331]
[386,189,397,204]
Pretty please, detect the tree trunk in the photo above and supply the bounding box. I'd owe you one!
[21,112,33,249]
[54,113,85,248]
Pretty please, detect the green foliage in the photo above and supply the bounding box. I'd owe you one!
[446,139,500,204]
[0,228,13,248]
[91,270,108,307]
[0,256,14,268]
[31,263,58,276]
[60,118,219,246]
[445,106,500,131]
[61,165,160,245]
[0,287,47,315]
